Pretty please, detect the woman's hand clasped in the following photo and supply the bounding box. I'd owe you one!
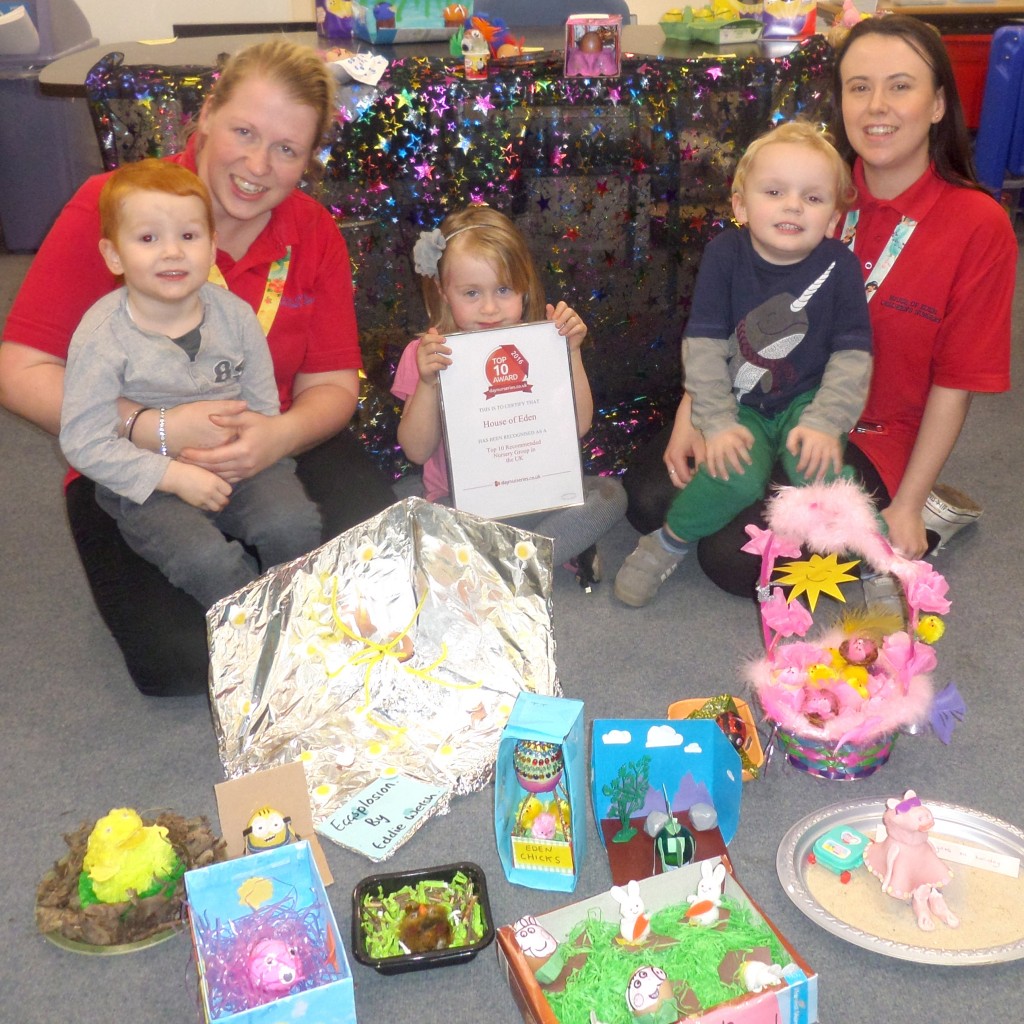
[176,404,289,484]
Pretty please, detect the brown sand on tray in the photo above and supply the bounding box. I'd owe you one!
[806,834,1024,952]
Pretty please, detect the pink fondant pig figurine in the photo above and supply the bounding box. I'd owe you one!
[863,790,959,931]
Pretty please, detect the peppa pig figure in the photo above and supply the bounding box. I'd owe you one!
[864,790,960,931]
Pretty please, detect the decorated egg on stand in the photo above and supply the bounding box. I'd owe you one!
[513,739,564,793]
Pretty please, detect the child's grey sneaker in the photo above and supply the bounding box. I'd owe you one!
[614,533,683,607]
[922,484,983,551]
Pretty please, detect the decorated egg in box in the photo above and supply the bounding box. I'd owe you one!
[513,739,564,793]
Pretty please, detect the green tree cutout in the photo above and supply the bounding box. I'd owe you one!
[601,754,651,843]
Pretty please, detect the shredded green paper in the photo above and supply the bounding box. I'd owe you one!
[544,897,791,1024]
[359,870,486,960]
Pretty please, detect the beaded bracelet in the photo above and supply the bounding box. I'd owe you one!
[158,407,168,456]
[123,406,149,442]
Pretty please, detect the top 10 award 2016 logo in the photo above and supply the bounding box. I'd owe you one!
[484,344,533,400]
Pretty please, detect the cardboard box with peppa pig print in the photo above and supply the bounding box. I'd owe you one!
[495,718,818,1023]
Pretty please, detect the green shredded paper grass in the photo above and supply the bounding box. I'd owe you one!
[544,896,791,1024]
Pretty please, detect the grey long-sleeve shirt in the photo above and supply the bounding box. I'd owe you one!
[60,283,279,505]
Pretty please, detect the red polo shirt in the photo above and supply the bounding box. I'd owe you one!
[844,160,1014,496]
[4,136,362,413]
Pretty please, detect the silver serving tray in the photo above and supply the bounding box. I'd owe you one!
[777,798,1024,965]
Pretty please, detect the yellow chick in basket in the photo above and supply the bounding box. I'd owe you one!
[82,807,180,903]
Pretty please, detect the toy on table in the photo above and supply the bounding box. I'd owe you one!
[809,823,869,883]
[81,806,181,904]
[863,790,960,931]
[443,2,468,26]
[659,5,763,45]
[461,27,490,79]
[564,14,621,78]
[243,806,299,854]
[744,479,961,781]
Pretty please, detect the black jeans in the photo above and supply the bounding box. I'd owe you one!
[621,421,896,599]
[66,429,397,697]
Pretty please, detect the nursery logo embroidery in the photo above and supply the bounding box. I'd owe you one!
[484,344,532,399]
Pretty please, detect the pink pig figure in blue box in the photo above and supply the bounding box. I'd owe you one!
[864,790,960,932]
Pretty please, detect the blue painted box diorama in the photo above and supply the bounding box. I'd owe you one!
[184,841,355,1024]
[590,717,743,885]
[494,693,586,892]
[351,0,470,44]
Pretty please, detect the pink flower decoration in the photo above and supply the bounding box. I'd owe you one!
[741,525,803,560]
[762,587,813,638]
[880,631,937,691]
[902,562,951,615]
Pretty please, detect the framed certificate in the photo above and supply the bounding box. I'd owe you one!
[438,321,585,520]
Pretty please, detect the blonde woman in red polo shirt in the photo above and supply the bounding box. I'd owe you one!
[621,16,1015,596]
[0,39,396,695]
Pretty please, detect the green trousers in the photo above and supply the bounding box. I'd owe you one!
[666,389,852,542]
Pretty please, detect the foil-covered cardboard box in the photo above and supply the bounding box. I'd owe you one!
[208,498,560,853]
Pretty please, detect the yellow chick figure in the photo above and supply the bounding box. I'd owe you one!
[82,807,180,904]
[916,614,946,645]
[518,794,546,830]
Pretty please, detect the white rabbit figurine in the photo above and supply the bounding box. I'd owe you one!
[610,878,651,944]
[684,859,726,926]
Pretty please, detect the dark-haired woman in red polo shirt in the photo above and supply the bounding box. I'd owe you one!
[621,15,1015,597]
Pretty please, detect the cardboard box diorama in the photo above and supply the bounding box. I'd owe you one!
[590,718,742,885]
[185,842,355,1024]
[564,13,622,78]
[496,859,819,1024]
[352,0,471,44]
[495,693,586,892]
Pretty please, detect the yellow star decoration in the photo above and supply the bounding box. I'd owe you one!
[773,553,860,611]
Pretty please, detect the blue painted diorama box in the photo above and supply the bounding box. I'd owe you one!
[590,718,743,884]
[185,841,355,1024]
[495,693,587,892]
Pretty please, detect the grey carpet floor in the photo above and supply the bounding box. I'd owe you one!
[1,240,1021,1022]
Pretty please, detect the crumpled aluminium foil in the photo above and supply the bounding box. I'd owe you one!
[208,497,560,833]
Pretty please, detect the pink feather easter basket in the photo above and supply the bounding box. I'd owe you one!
[743,479,954,780]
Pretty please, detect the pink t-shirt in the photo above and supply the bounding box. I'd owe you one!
[391,337,450,502]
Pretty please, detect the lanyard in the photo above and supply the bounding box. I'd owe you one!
[842,211,917,302]
[208,246,291,334]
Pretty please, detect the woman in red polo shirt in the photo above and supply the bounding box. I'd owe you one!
[0,39,395,695]
[621,15,1015,596]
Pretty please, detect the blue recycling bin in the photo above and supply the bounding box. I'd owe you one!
[0,0,100,251]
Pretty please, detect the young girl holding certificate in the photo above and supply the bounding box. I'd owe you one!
[392,204,626,586]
